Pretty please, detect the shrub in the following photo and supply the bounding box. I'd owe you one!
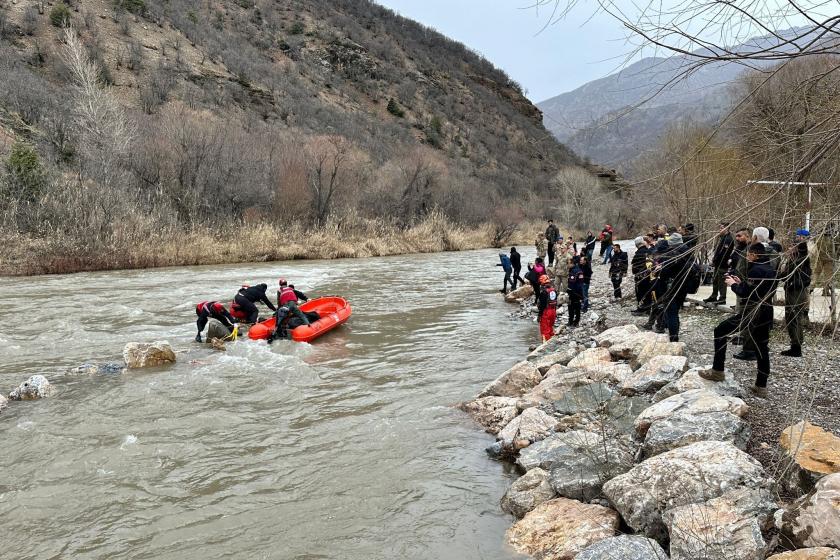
[49,3,71,27]
[4,142,46,203]
[289,21,305,35]
[386,98,404,118]
[114,0,146,15]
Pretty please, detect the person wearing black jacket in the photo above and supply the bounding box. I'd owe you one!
[579,255,593,312]
[608,243,629,298]
[584,232,596,261]
[234,283,276,323]
[781,231,812,357]
[657,233,693,342]
[566,257,585,327]
[702,243,776,397]
[510,247,525,289]
[706,222,735,304]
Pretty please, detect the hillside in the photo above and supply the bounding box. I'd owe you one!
[538,28,811,168]
[0,0,580,273]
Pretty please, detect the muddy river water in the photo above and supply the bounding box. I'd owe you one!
[0,249,536,560]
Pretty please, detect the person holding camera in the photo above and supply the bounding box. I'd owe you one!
[701,243,776,397]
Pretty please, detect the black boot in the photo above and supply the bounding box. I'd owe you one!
[733,350,757,361]
[195,334,202,343]
[781,345,802,357]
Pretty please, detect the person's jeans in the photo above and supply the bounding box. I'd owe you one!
[602,245,614,264]
[582,282,590,311]
[663,289,688,341]
[503,271,512,292]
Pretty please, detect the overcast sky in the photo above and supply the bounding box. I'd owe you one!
[374,1,638,103]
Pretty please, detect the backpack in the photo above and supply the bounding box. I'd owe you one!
[684,259,702,294]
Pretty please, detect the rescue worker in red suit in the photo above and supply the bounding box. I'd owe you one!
[195,301,236,342]
[536,274,557,342]
[277,279,310,322]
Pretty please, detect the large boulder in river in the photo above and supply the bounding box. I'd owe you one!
[206,319,231,341]
[9,375,52,400]
[776,473,840,549]
[768,550,840,560]
[619,354,688,395]
[500,467,556,518]
[664,487,777,560]
[567,347,612,368]
[458,396,518,434]
[653,366,744,402]
[575,535,668,560]
[497,407,558,450]
[518,429,635,502]
[478,361,541,398]
[602,441,773,543]
[123,341,176,369]
[779,421,840,494]
[634,389,749,439]
[505,498,619,560]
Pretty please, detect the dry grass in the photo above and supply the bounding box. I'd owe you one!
[1,212,519,276]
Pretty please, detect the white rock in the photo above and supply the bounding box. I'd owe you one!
[458,396,518,434]
[478,361,542,398]
[123,341,176,368]
[500,467,556,518]
[567,347,612,368]
[497,407,558,449]
[619,354,688,395]
[634,389,749,438]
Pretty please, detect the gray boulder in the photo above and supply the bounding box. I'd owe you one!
[664,488,777,560]
[567,347,612,368]
[497,407,558,450]
[69,362,125,375]
[634,389,749,439]
[500,467,556,518]
[123,341,176,368]
[579,362,635,385]
[527,336,569,361]
[518,430,635,502]
[602,440,773,543]
[206,319,231,341]
[575,535,668,560]
[553,383,614,416]
[517,366,591,409]
[9,375,52,400]
[478,361,542,398]
[458,396,518,435]
[619,354,688,395]
[531,347,581,374]
[776,473,840,549]
[643,411,751,457]
[653,366,744,402]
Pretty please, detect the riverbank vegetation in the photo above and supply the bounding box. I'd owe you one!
[0,1,593,276]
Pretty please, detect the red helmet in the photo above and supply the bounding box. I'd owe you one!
[278,278,287,286]
[538,274,551,285]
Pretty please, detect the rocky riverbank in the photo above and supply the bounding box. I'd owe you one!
[461,264,840,558]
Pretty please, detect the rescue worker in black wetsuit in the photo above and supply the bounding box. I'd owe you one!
[234,283,276,323]
[195,301,236,342]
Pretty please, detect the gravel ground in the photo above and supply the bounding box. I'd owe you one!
[512,261,840,485]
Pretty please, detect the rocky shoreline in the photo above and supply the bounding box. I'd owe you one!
[461,266,840,559]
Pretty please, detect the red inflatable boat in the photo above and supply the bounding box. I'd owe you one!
[247,296,351,343]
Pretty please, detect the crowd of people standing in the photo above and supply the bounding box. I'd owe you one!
[497,219,815,399]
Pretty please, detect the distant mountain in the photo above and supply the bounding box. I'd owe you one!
[538,27,813,169]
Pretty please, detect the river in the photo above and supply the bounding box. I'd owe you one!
[0,249,535,560]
